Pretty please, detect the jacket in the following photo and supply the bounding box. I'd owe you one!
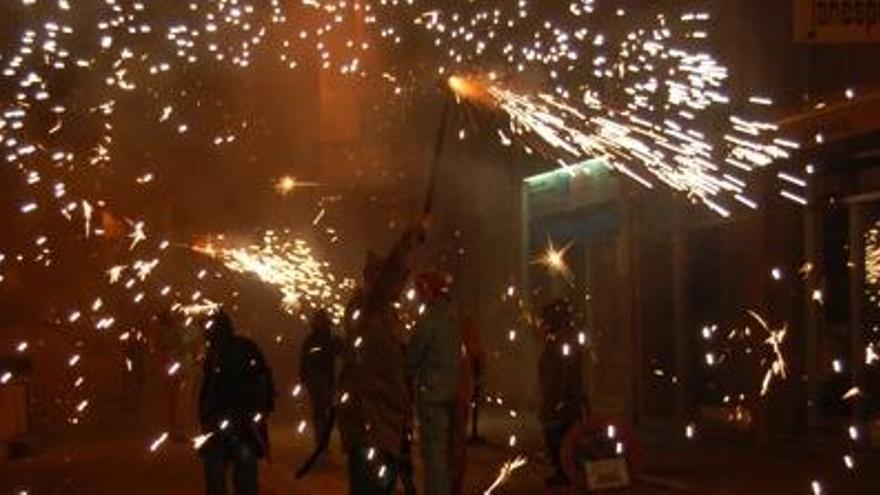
[299,328,343,403]
[406,297,462,405]
[199,335,275,457]
[539,333,585,426]
[337,229,418,457]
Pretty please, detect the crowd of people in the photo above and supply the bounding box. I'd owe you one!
[193,221,589,495]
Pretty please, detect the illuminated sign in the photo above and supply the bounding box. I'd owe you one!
[525,159,615,216]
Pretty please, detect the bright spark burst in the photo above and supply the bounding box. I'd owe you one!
[483,456,528,495]
[149,432,169,452]
[747,310,788,397]
[193,231,354,320]
[274,176,319,196]
[175,299,221,317]
[0,2,800,297]
[533,238,574,283]
[702,310,789,400]
[451,69,793,217]
[192,433,213,450]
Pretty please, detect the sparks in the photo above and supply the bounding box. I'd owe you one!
[483,456,528,495]
[149,432,169,452]
[534,238,574,283]
[274,176,319,196]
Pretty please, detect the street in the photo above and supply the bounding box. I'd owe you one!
[3,409,879,494]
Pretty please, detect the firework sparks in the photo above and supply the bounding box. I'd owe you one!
[175,300,221,317]
[484,456,528,495]
[274,176,319,196]
[534,238,574,283]
[747,310,788,397]
[149,432,169,452]
[193,231,354,320]
[0,1,801,328]
[448,75,490,104]
[192,433,213,450]
[450,70,793,217]
[702,310,790,403]
[0,4,857,492]
[867,344,879,366]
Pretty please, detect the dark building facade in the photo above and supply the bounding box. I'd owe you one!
[520,91,880,444]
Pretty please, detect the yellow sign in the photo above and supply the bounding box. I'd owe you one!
[794,0,880,43]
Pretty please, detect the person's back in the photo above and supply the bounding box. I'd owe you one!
[299,310,342,451]
[536,299,584,487]
[539,334,584,425]
[406,272,461,495]
[198,311,275,495]
[408,297,462,405]
[299,314,342,394]
[337,296,408,455]
[201,335,273,430]
[337,224,423,495]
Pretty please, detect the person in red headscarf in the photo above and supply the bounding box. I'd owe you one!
[406,270,461,495]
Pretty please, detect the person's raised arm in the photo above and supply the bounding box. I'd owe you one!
[373,221,427,303]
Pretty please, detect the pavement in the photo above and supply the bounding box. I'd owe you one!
[1,407,879,494]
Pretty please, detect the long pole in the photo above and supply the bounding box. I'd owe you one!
[422,97,451,218]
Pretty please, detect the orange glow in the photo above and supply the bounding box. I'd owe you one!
[447,75,487,103]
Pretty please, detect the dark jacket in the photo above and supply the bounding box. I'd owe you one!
[199,335,275,457]
[299,328,343,405]
[337,229,419,457]
[539,333,585,426]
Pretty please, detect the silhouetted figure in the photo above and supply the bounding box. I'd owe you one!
[338,224,423,495]
[406,271,461,495]
[198,311,275,495]
[299,309,343,451]
[538,299,586,487]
